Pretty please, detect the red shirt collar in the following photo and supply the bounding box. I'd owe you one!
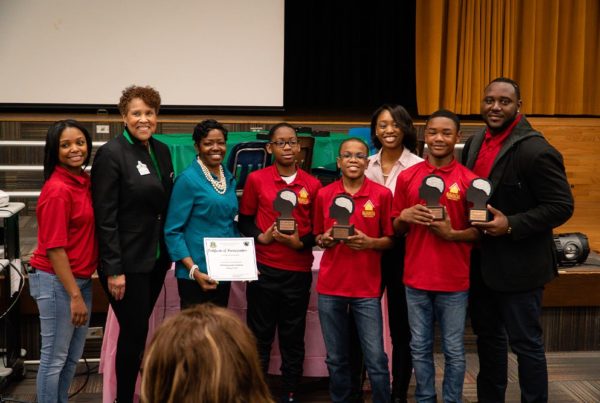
[483,114,522,145]
[333,176,372,199]
[268,164,302,184]
[423,156,458,174]
[53,165,90,186]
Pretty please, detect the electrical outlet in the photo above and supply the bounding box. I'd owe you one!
[86,327,104,340]
[96,124,110,134]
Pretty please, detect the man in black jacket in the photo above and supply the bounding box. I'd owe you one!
[462,77,574,403]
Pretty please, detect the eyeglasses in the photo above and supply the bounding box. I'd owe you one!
[270,140,299,148]
[338,152,368,160]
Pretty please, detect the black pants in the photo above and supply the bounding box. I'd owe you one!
[177,277,231,310]
[349,238,411,400]
[246,263,312,392]
[99,262,168,403]
[470,252,548,403]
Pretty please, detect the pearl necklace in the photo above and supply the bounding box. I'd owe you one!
[197,157,227,194]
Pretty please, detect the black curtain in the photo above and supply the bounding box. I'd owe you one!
[284,0,417,114]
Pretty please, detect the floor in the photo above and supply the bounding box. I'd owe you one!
[2,351,600,402]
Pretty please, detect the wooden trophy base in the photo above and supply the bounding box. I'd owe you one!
[427,206,445,221]
[277,217,296,235]
[469,209,489,223]
[332,224,355,240]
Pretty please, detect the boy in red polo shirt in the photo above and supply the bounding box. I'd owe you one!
[238,122,322,402]
[392,109,479,403]
[314,138,393,403]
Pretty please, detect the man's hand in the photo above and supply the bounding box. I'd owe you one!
[472,204,510,236]
[272,226,303,249]
[258,223,276,245]
[429,209,455,241]
[400,204,435,226]
[318,228,339,249]
[344,229,373,251]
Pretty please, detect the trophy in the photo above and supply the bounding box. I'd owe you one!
[273,189,297,234]
[419,174,445,220]
[330,194,355,240]
[467,178,493,222]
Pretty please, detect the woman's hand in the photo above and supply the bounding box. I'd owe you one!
[193,271,219,291]
[70,294,88,327]
[108,274,126,301]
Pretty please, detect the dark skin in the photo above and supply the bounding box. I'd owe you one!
[258,127,303,250]
[393,116,479,242]
[472,81,522,237]
[317,140,393,251]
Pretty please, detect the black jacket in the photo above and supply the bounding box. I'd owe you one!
[91,133,174,276]
[462,116,574,292]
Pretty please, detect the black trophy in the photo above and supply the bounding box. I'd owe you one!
[273,189,297,234]
[467,178,492,222]
[330,194,355,240]
[419,174,445,220]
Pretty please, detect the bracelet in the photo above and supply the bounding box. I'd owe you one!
[188,264,199,280]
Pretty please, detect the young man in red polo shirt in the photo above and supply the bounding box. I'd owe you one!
[392,109,479,403]
[238,122,322,402]
[314,137,393,403]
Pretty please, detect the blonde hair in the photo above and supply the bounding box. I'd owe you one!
[141,304,273,403]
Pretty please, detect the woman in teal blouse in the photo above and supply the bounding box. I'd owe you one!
[164,119,239,308]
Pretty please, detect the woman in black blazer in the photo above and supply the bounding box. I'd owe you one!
[92,85,173,403]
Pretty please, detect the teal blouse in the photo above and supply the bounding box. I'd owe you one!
[164,159,239,279]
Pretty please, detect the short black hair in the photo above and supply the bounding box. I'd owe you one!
[426,109,461,132]
[43,119,92,181]
[338,137,369,155]
[370,104,417,153]
[268,122,296,140]
[192,119,228,144]
[486,77,521,100]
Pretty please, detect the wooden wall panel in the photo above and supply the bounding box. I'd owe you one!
[529,118,600,252]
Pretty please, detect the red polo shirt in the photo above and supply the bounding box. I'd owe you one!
[314,178,394,298]
[472,114,522,178]
[31,166,98,278]
[392,159,477,292]
[240,165,322,272]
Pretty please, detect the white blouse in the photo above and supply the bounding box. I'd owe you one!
[365,147,423,196]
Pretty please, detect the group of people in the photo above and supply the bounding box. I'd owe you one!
[28,76,573,403]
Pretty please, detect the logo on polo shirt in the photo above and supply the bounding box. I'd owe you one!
[298,187,310,204]
[446,183,461,201]
[362,200,376,218]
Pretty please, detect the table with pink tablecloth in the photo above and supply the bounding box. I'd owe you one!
[98,250,392,403]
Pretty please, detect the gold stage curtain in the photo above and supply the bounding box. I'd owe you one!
[415,0,600,115]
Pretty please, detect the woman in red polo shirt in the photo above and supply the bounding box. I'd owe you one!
[29,120,98,403]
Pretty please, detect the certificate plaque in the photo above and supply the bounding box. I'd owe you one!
[274,189,297,235]
[419,174,445,221]
[467,178,493,222]
[204,238,258,281]
[330,194,355,240]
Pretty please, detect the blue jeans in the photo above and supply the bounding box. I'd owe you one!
[406,286,468,403]
[318,294,390,403]
[29,270,92,403]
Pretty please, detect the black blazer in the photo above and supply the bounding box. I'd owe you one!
[462,116,574,292]
[92,133,174,276]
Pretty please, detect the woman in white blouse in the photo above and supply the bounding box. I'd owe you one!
[355,104,422,402]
